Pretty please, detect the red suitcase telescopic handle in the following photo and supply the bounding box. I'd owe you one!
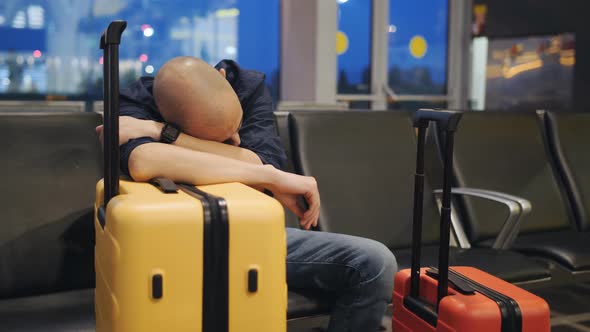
[100,20,127,206]
[407,109,462,321]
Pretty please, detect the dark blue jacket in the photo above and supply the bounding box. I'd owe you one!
[118,59,286,177]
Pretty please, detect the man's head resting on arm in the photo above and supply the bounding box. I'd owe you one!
[153,56,243,144]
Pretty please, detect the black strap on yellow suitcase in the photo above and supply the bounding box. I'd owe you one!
[99,20,230,332]
[180,184,230,332]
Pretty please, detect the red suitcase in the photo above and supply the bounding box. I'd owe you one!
[392,109,550,332]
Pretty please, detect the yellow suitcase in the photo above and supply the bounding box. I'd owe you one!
[95,21,287,332]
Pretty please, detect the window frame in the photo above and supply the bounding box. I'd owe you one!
[336,0,469,110]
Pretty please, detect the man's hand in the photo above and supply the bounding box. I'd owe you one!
[266,169,320,230]
[96,116,163,146]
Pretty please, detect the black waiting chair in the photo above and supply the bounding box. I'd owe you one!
[0,101,86,113]
[446,111,590,275]
[276,111,334,323]
[544,111,590,233]
[287,110,550,283]
[274,111,302,229]
[0,112,102,331]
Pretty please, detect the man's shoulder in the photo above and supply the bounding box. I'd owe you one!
[216,60,266,106]
[119,77,162,120]
[120,77,157,107]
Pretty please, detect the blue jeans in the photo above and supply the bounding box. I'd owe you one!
[286,228,397,332]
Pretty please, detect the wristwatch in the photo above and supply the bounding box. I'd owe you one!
[160,123,181,144]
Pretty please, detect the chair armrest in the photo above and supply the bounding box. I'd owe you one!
[454,188,532,215]
[433,188,532,249]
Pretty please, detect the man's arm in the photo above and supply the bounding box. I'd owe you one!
[97,116,261,164]
[129,142,268,186]
[176,133,261,164]
[128,142,319,229]
[134,121,262,165]
[104,116,316,228]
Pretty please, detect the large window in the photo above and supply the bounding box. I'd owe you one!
[336,0,372,95]
[0,0,280,101]
[388,0,448,95]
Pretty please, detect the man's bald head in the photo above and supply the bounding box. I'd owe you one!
[153,57,242,142]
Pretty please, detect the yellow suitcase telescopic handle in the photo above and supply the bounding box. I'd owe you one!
[100,20,127,206]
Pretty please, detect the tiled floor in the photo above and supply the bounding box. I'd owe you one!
[530,282,590,332]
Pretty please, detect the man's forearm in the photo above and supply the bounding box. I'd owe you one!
[149,122,262,165]
[174,133,262,165]
[128,142,273,187]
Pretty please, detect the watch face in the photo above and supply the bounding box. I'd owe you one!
[162,124,179,142]
[163,126,176,137]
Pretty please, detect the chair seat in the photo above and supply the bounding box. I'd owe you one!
[514,229,590,272]
[0,289,95,332]
[0,288,331,330]
[394,246,551,283]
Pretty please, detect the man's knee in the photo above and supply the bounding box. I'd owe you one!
[355,240,397,293]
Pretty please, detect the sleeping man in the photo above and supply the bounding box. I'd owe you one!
[95,56,397,332]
